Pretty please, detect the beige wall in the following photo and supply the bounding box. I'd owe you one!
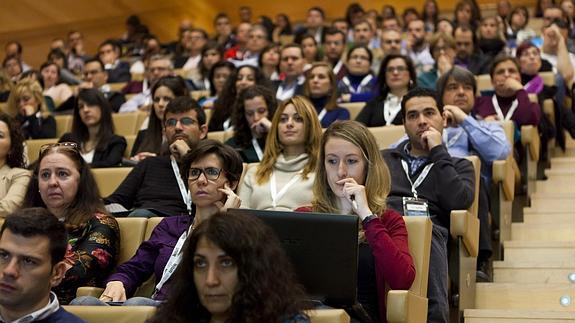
[1,0,537,68]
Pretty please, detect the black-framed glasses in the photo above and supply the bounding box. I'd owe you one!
[189,167,225,181]
[165,117,196,128]
[39,142,80,157]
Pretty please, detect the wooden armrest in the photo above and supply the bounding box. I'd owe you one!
[492,159,515,200]
[76,287,104,298]
[542,99,555,124]
[305,309,350,323]
[520,125,541,161]
[386,290,428,323]
[450,210,479,257]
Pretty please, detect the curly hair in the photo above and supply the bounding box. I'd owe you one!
[231,85,277,148]
[148,212,310,323]
[0,112,25,168]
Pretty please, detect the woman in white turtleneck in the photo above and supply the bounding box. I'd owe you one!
[238,95,322,211]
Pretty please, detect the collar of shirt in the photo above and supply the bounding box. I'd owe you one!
[0,292,60,323]
[402,143,429,176]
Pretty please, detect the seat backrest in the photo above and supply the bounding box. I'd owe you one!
[540,71,555,86]
[113,112,139,136]
[135,111,148,131]
[92,167,132,197]
[106,82,128,92]
[475,74,492,94]
[54,115,73,138]
[204,108,213,124]
[62,305,156,323]
[465,155,481,219]
[340,102,366,121]
[207,130,226,143]
[116,218,147,265]
[144,217,164,241]
[25,138,59,165]
[402,216,433,297]
[124,134,137,159]
[369,125,406,149]
[306,309,350,322]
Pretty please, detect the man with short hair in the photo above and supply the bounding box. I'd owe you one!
[67,31,87,74]
[239,6,252,23]
[0,208,84,322]
[331,18,349,36]
[474,55,541,127]
[4,41,31,72]
[323,27,347,79]
[80,58,126,112]
[273,44,306,101]
[177,29,208,71]
[105,96,208,217]
[405,19,435,74]
[224,22,252,60]
[453,24,490,74]
[382,87,475,323]
[295,7,326,44]
[213,13,235,50]
[98,39,131,83]
[119,55,174,113]
[352,19,378,49]
[382,16,402,31]
[230,25,269,67]
[381,28,403,56]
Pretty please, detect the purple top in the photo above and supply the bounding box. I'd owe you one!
[524,75,544,94]
[473,89,541,127]
[106,216,192,300]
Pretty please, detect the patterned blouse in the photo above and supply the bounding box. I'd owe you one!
[54,212,120,304]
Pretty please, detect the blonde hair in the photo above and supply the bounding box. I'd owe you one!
[303,62,339,111]
[5,79,49,118]
[255,96,322,185]
[312,120,390,215]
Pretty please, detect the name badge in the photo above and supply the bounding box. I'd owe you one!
[402,197,430,217]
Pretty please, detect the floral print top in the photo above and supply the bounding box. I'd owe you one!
[54,212,120,304]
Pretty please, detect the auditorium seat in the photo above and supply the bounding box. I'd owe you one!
[63,305,156,323]
[521,125,540,198]
[465,309,575,322]
[92,167,132,197]
[340,102,366,121]
[135,111,148,131]
[106,82,128,92]
[204,108,213,124]
[191,90,210,101]
[306,309,350,322]
[112,112,139,136]
[25,138,58,164]
[123,134,137,159]
[386,216,432,323]
[207,129,234,143]
[54,114,73,138]
[368,125,405,149]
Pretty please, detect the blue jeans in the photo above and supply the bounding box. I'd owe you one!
[70,296,161,306]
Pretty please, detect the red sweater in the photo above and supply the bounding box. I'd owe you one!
[295,207,416,322]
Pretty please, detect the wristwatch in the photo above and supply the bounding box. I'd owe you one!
[362,214,379,226]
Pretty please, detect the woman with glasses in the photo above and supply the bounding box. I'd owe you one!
[24,142,120,304]
[296,121,415,321]
[337,45,377,103]
[303,62,350,128]
[238,96,321,211]
[356,54,417,127]
[71,140,242,307]
[59,88,126,168]
[130,76,189,162]
[6,79,56,139]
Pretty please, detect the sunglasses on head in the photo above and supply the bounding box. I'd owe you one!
[39,142,80,158]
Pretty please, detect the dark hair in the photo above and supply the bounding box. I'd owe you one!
[2,54,22,71]
[99,39,122,55]
[71,88,115,152]
[40,61,61,86]
[164,96,206,127]
[24,144,106,230]
[83,57,105,71]
[324,27,347,43]
[436,66,477,106]
[309,6,325,18]
[276,14,293,35]
[508,6,531,30]
[5,41,23,55]
[537,0,558,17]
[402,7,421,23]
[126,15,141,27]
[454,0,481,28]
[280,43,304,58]
[257,18,275,42]
[180,139,243,184]
[258,44,281,72]
[454,23,478,48]
[489,54,520,78]
[208,65,269,132]
[199,41,224,79]
[435,18,454,32]
[1,208,67,265]
[345,3,365,25]
[136,76,189,155]
[298,35,322,62]
[208,61,235,97]
[515,41,540,59]
[232,85,278,148]
[0,112,25,168]
[422,0,439,24]
[47,48,69,70]
[401,87,441,117]
[376,54,417,99]
[149,212,309,323]
[346,44,373,64]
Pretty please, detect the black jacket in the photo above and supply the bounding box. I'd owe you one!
[59,133,127,168]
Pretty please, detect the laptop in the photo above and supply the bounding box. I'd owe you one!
[228,208,359,307]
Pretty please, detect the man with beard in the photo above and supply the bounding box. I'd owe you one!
[105,96,207,217]
[323,28,347,80]
[453,24,491,75]
[405,19,435,74]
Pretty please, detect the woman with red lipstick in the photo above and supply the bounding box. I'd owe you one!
[59,89,126,168]
[71,140,243,307]
[238,96,322,211]
[149,212,310,323]
[23,142,120,304]
[296,121,415,322]
[356,54,417,127]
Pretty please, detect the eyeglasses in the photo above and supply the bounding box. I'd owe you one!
[385,66,408,74]
[165,117,196,127]
[189,167,225,181]
[39,142,80,158]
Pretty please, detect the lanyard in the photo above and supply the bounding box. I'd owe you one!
[152,225,192,298]
[341,74,373,94]
[252,138,263,161]
[384,94,402,125]
[270,170,301,209]
[443,128,465,148]
[170,156,192,215]
[401,160,434,199]
[492,95,519,121]
[317,108,327,122]
[333,60,343,75]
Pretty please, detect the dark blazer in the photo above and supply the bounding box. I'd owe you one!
[271,80,305,99]
[60,133,127,168]
[16,113,57,139]
[356,98,403,127]
[106,61,131,83]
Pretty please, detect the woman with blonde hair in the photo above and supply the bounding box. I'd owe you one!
[296,120,415,322]
[238,95,322,211]
[304,62,350,128]
[6,79,56,139]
